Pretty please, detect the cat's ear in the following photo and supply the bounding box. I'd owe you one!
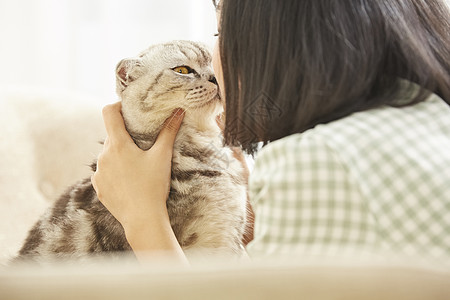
[116,58,144,89]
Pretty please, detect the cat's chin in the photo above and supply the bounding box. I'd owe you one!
[194,98,223,119]
[191,94,221,110]
[200,98,219,109]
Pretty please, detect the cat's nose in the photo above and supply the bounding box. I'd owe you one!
[208,76,218,86]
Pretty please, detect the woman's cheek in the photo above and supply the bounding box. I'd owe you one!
[212,39,225,98]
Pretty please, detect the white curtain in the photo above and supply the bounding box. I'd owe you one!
[0,0,217,104]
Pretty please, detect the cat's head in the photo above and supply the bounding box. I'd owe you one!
[115,40,222,138]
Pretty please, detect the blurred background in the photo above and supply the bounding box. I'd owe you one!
[0,0,217,104]
[0,0,217,260]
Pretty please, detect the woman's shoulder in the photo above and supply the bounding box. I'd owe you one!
[253,129,330,173]
[252,92,450,207]
[250,126,347,199]
[251,92,450,200]
[258,92,450,161]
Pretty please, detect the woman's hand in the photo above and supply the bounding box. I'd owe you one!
[91,102,187,263]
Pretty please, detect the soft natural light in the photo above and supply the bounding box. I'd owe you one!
[0,0,217,104]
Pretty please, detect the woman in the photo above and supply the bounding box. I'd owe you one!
[92,0,450,263]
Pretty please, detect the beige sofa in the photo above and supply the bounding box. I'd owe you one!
[0,87,106,262]
[1,258,449,300]
[0,88,449,299]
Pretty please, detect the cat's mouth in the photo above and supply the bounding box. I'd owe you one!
[204,90,222,106]
[195,96,219,109]
[188,88,220,109]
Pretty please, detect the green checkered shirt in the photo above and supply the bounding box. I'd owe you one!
[247,93,450,262]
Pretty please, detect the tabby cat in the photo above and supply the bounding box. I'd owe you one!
[15,41,247,264]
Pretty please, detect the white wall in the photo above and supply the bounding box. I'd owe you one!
[0,0,217,104]
[2,0,449,105]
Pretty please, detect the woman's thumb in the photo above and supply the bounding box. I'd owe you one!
[154,108,185,150]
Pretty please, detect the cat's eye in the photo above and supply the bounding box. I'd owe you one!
[172,66,191,75]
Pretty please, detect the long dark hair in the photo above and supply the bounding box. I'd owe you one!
[213,0,450,154]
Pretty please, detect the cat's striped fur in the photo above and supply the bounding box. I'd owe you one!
[15,41,247,263]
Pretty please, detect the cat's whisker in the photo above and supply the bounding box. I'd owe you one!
[165,108,186,128]
[165,88,191,92]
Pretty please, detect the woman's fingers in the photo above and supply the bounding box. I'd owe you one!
[102,102,134,144]
[216,112,225,131]
[153,108,185,152]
